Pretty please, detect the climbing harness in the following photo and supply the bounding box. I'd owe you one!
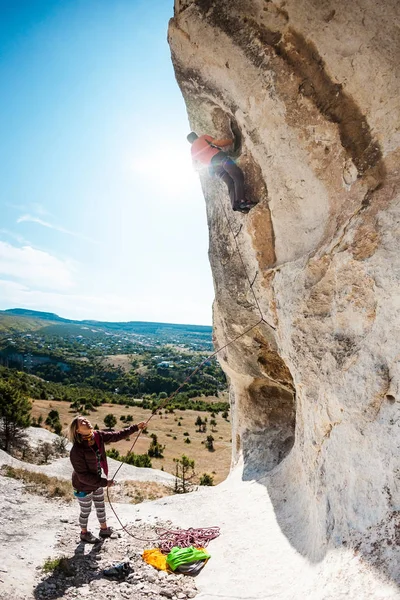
[106,192,275,541]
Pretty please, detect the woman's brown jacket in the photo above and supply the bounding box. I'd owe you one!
[70,424,139,492]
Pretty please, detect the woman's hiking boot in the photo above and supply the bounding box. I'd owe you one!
[80,531,99,544]
[99,526,115,538]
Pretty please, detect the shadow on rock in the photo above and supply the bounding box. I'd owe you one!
[251,457,400,589]
[34,541,105,599]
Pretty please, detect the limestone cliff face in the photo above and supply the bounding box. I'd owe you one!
[169,0,400,580]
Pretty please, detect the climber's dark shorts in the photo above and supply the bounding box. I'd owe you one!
[209,152,235,176]
[209,152,245,210]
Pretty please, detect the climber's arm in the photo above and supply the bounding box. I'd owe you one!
[211,137,234,149]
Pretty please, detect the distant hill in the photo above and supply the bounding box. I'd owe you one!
[1,308,212,341]
[0,312,59,334]
[4,309,72,323]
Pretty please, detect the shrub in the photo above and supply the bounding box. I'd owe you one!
[31,414,43,428]
[199,473,214,486]
[205,435,215,451]
[42,556,70,574]
[107,448,152,468]
[45,409,60,426]
[45,409,62,435]
[106,448,120,460]
[39,441,54,464]
[104,413,117,429]
[53,421,62,435]
[124,452,152,468]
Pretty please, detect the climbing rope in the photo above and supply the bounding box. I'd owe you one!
[157,526,220,553]
[219,200,263,322]
[106,192,275,542]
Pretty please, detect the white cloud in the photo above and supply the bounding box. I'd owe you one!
[0,241,75,291]
[17,214,98,244]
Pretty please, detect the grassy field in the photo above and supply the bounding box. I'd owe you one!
[31,399,232,484]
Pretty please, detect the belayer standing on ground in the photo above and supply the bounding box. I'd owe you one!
[68,415,146,543]
[187,132,257,213]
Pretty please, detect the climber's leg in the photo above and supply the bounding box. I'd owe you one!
[218,171,237,209]
[221,157,246,208]
[92,487,107,528]
[77,492,93,531]
[210,153,239,210]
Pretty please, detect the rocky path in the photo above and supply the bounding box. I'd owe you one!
[0,475,73,599]
[34,521,197,600]
[0,475,197,600]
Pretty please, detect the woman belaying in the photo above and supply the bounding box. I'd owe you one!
[68,415,146,543]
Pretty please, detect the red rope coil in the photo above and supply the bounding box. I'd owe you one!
[156,526,220,553]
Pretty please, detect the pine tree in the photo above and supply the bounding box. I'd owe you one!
[147,433,165,458]
[195,415,203,431]
[0,381,31,452]
[173,455,195,493]
[45,409,62,434]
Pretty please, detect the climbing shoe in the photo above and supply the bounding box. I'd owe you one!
[80,531,99,544]
[239,201,257,211]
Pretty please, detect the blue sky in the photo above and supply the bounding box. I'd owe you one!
[0,0,214,325]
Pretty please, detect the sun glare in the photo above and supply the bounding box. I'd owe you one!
[130,142,198,197]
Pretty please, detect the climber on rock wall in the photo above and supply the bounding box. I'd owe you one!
[187,132,257,213]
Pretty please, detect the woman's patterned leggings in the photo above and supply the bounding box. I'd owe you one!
[77,487,107,529]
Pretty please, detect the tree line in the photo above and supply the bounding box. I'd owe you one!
[0,365,229,414]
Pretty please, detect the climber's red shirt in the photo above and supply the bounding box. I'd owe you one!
[190,135,221,165]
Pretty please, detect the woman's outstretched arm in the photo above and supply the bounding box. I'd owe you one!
[101,422,146,444]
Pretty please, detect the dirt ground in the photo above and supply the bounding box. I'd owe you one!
[31,400,232,484]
